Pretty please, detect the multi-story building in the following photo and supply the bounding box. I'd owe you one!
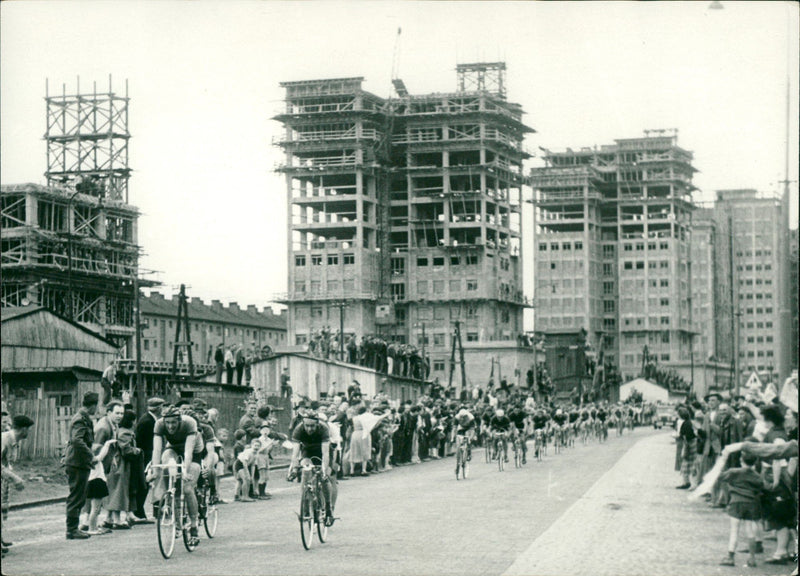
[714,189,792,388]
[1,81,146,349]
[138,292,287,367]
[275,63,532,384]
[531,130,697,396]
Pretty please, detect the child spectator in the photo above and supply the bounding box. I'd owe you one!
[234,439,260,502]
[718,452,763,568]
[254,423,279,500]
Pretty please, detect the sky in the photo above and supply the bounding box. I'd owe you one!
[2,1,798,313]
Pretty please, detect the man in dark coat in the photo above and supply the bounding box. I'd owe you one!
[132,397,164,521]
[64,392,100,540]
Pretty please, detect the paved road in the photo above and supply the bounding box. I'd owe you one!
[3,427,795,576]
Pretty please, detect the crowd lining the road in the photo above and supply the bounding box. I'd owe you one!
[672,388,798,569]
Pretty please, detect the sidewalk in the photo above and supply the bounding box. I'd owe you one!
[503,432,796,576]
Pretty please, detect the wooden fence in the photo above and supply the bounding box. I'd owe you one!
[9,398,72,460]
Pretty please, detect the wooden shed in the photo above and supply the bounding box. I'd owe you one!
[1,306,118,413]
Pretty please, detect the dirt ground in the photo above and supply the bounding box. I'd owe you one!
[7,458,69,505]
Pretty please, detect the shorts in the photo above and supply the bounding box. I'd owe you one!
[87,478,109,499]
[727,500,761,521]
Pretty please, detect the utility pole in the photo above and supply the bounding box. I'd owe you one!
[134,274,144,415]
[172,284,194,380]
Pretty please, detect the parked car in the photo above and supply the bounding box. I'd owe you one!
[653,404,677,429]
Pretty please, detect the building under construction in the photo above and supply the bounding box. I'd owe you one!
[275,63,534,386]
[531,130,698,397]
[1,79,145,349]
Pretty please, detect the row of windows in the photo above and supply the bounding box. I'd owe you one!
[147,318,280,340]
[740,350,775,358]
[622,241,670,252]
[739,278,773,286]
[295,253,356,266]
[738,293,773,300]
[416,254,480,267]
[743,320,774,329]
[418,279,479,293]
[746,336,774,343]
[736,250,772,257]
[538,241,584,251]
[736,264,772,272]
[743,308,774,316]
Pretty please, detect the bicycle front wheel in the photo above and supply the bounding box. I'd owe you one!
[204,498,218,538]
[157,494,176,559]
[316,490,328,543]
[300,488,314,550]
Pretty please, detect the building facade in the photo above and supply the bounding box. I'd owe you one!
[714,189,792,388]
[531,130,696,396]
[138,291,287,368]
[275,63,533,385]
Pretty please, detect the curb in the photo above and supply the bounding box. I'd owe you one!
[8,464,293,512]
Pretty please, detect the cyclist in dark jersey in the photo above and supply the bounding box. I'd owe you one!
[489,408,513,462]
[288,412,337,525]
[148,407,202,546]
[508,404,529,464]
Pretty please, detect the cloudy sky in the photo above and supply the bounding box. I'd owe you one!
[2,1,797,311]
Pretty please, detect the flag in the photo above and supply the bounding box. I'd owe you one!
[779,375,798,413]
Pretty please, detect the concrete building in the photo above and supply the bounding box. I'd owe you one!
[1,81,147,350]
[274,63,534,388]
[531,130,697,399]
[714,189,792,389]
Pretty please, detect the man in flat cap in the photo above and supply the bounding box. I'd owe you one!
[2,414,34,555]
[64,391,100,540]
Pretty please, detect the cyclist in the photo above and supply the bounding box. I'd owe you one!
[567,407,580,446]
[596,404,608,441]
[454,406,476,461]
[147,406,202,547]
[189,408,221,504]
[488,408,512,463]
[287,411,338,526]
[552,408,568,448]
[508,403,529,464]
[532,409,549,459]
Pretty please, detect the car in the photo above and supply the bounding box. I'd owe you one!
[653,404,677,429]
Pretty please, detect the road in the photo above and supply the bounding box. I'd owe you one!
[3,428,795,576]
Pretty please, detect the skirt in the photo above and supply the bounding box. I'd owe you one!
[87,478,109,499]
[726,500,761,521]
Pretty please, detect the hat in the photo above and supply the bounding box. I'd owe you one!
[12,415,34,429]
[704,392,722,402]
[147,397,165,409]
[83,391,100,405]
[191,398,207,410]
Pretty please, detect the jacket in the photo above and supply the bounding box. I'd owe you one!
[64,408,95,470]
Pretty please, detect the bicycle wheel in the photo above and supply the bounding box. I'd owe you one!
[316,489,328,543]
[484,436,492,463]
[462,453,469,479]
[204,493,218,538]
[299,488,314,550]
[497,442,504,472]
[514,441,521,468]
[157,493,176,559]
[455,447,462,480]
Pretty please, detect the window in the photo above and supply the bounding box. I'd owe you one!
[466,280,478,291]
[327,255,339,265]
[603,318,616,329]
[661,316,669,325]
[624,262,633,270]
[391,258,405,275]
[648,261,657,269]
[144,339,150,351]
[660,298,670,307]
[551,243,559,251]
[538,243,547,251]
[660,261,669,269]
[603,300,615,313]
[660,279,669,287]
[636,261,644,269]
[343,253,355,265]
[433,257,444,267]
[466,332,479,342]
[466,253,478,265]
[417,280,428,295]
[574,242,583,250]
[603,245,615,257]
[636,243,644,251]
[603,263,614,276]
[551,262,557,269]
[466,305,478,319]
[661,331,670,343]
[603,281,614,295]
[433,360,446,372]
[624,244,633,252]
[449,279,460,291]
[311,255,323,266]
[433,333,445,347]
[417,257,428,267]
[450,256,461,265]
[391,284,405,301]
[153,319,158,327]
[562,242,571,251]
[295,255,306,266]
[660,242,668,250]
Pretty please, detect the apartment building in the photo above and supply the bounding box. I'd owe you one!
[531,130,697,395]
[274,63,533,383]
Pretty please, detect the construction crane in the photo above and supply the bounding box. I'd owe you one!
[391,27,408,97]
